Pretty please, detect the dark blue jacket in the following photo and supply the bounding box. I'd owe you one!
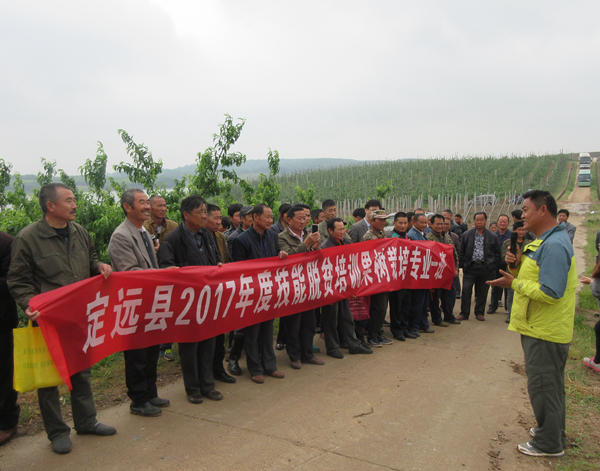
[232,226,280,261]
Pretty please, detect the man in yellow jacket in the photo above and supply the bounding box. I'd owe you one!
[488,190,576,458]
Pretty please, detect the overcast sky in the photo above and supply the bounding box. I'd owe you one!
[1,1,599,174]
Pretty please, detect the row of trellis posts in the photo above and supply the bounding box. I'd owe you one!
[331,193,521,226]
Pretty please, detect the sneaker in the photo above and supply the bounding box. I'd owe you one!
[368,337,383,348]
[583,357,600,373]
[517,441,564,457]
[275,343,285,351]
[378,335,393,345]
[529,427,537,438]
[163,349,175,361]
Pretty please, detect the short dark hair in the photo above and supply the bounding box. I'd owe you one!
[206,203,221,215]
[120,188,145,216]
[413,213,426,223]
[513,221,524,230]
[497,214,509,223]
[473,211,487,220]
[297,203,310,210]
[180,195,206,220]
[522,190,557,218]
[279,203,291,217]
[221,216,231,230]
[227,203,243,218]
[406,211,415,221]
[327,217,344,232]
[364,199,382,209]
[353,207,366,219]
[311,209,322,221]
[442,209,453,216]
[414,208,425,214]
[39,183,71,214]
[455,213,463,219]
[430,213,444,224]
[557,208,569,218]
[511,209,523,219]
[252,203,270,217]
[394,211,408,221]
[286,204,306,220]
[322,199,336,210]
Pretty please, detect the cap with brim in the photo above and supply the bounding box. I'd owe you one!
[371,210,389,219]
[240,205,253,217]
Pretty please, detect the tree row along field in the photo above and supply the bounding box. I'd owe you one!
[276,153,569,205]
[0,115,574,264]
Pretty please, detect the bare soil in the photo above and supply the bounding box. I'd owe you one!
[1,188,593,470]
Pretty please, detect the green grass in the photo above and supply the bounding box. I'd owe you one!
[555,204,600,470]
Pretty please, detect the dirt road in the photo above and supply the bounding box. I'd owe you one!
[1,189,591,471]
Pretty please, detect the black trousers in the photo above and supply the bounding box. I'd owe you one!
[0,330,19,431]
[213,334,227,375]
[243,320,277,376]
[124,345,160,405]
[179,338,216,396]
[460,265,493,318]
[408,290,428,332]
[321,300,361,353]
[368,293,389,339]
[389,289,410,337]
[282,310,316,362]
[228,330,245,361]
[430,288,456,324]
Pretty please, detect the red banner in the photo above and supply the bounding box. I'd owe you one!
[29,238,454,388]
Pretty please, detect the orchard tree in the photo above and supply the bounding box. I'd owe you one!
[241,149,281,210]
[295,183,316,210]
[191,114,247,200]
[114,129,163,194]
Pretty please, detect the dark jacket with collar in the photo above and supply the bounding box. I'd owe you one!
[8,219,101,310]
[232,226,280,262]
[158,223,220,268]
[459,228,501,271]
[321,235,349,249]
[0,232,18,330]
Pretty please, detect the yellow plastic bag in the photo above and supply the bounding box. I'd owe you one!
[13,322,63,392]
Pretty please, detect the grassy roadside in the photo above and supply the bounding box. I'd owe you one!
[556,205,600,470]
[17,350,184,435]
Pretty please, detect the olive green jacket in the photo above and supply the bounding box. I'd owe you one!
[7,218,101,310]
[426,230,459,267]
[362,228,385,241]
[278,228,310,255]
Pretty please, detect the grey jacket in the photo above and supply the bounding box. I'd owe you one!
[108,218,157,272]
[348,219,369,243]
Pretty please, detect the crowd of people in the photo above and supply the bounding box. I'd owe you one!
[0,183,585,457]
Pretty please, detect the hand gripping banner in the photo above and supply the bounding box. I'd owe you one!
[29,238,454,388]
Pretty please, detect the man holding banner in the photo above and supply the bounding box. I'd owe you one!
[7,183,115,454]
[108,189,170,417]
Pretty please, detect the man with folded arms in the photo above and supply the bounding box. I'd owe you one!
[158,196,224,403]
[426,214,460,327]
[362,210,393,347]
[320,218,372,358]
[8,183,115,454]
[231,204,288,383]
[108,189,170,417]
[278,204,324,369]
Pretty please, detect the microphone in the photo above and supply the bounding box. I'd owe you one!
[509,231,519,269]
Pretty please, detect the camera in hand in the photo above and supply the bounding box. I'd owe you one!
[312,224,318,234]
[509,231,519,269]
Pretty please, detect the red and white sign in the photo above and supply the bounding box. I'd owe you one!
[29,238,454,388]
